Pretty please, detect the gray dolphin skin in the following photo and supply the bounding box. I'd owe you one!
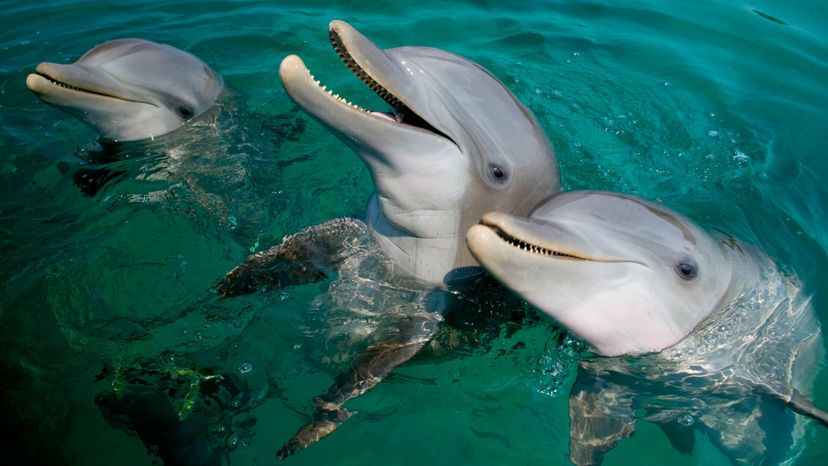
[467,191,827,464]
[26,38,223,142]
[219,20,559,459]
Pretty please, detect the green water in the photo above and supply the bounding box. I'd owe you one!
[2,1,827,464]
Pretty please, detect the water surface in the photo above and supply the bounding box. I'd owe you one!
[1,1,827,465]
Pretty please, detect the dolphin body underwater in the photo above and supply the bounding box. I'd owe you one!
[467,191,828,464]
[26,38,223,142]
[218,20,560,458]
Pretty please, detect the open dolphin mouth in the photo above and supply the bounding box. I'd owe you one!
[328,28,404,114]
[292,22,449,140]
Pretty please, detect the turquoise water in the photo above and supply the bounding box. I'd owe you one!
[2,0,827,464]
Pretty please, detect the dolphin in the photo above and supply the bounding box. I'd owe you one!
[275,20,559,286]
[467,191,827,464]
[26,38,223,142]
[218,20,559,458]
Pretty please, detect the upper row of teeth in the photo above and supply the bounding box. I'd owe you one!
[330,32,403,109]
[500,232,581,259]
[44,75,82,91]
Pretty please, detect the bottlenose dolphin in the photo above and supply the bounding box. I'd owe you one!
[467,191,827,464]
[26,38,223,142]
[219,20,559,458]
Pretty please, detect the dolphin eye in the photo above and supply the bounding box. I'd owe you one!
[177,106,194,118]
[676,261,698,280]
[490,164,507,182]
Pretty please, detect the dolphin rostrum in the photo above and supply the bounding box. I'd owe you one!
[26,38,223,142]
[467,190,827,464]
[219,20,560,458]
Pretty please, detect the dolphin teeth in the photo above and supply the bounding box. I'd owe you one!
[41,74,83,92]
[329,27,406,112]
[492,226,585,260]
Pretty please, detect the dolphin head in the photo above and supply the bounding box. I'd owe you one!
[26,38,223,142]
[280,20,559,284]
[467,191,734,356]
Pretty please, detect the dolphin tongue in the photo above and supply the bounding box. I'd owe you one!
[370,111,397,122]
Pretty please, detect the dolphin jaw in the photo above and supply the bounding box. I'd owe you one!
[329,24,403,111]
[477,213,590,262]
[279,53,456,148]
[295,20,452,141]
[27,63,155,106]
[475,212,649,266]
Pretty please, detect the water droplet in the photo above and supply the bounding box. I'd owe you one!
[677,413,695,426]
[238,361,254,374]
[227,433,239,449]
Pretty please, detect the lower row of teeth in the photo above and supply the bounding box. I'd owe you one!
[307,70,371,113]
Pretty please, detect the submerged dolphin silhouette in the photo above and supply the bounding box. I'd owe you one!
[219,20,560,458]
[26,38,223,142]
[467,191,827,464]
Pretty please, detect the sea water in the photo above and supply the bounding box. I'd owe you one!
[1,1,827,465]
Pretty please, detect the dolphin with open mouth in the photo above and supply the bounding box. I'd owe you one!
[26,38,223,142]
[219,20,560,458]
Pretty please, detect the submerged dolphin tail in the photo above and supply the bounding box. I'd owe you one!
[784,389,828,428]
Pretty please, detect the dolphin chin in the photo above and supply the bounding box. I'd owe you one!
[26,38,223,142]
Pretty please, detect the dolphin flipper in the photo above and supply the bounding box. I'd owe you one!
[568,367,636,465]
[775,388,828,428]
[657,420,696,455]
[217,217,367,297]
[276,311,443,460]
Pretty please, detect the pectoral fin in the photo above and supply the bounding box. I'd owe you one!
[217,217,367,297]
[777,388,828,428]
[568,367,636,465]
[276,312,442,460]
